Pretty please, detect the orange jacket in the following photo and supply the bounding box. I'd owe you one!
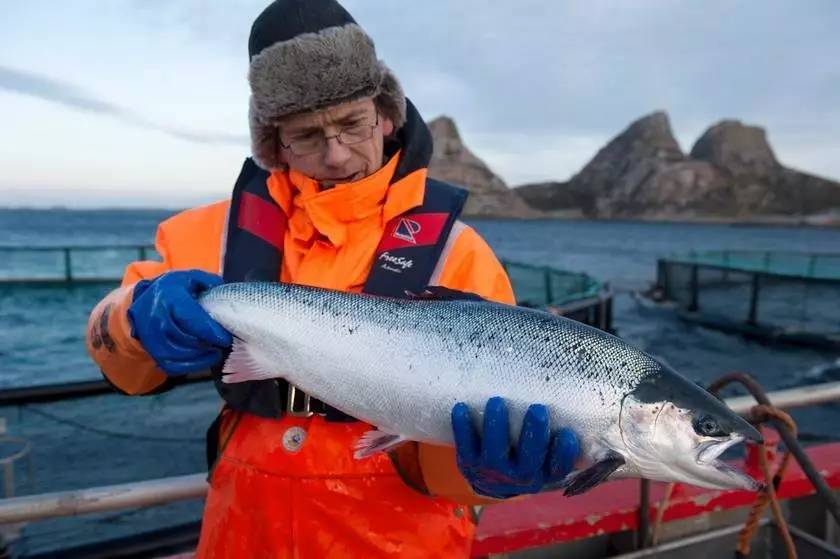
[86,153,515,557]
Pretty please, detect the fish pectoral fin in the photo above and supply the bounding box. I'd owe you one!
[558,452,625,496]
[404,286,485,302]
[353,431,409,459]
[221,337,282,384]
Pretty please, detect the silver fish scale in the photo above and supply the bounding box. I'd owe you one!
[200,282,663,450]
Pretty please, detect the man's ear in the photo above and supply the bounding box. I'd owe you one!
[381,115,395,137]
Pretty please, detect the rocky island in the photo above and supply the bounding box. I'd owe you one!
[428,112,840,225]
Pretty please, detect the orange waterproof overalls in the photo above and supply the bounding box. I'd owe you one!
[87,151,515,557]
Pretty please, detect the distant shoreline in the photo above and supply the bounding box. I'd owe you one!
[465,212,840,229]
[1,206,838,229]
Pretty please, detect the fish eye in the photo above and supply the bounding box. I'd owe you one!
[693,414,728,437]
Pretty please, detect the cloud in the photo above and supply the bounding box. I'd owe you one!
[0,65,248,145]
[0,65,125,116]
[3,0,839,194]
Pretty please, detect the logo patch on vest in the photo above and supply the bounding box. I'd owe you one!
[393,218,422,244]
[378,251,414,273]
[377,212,449,252]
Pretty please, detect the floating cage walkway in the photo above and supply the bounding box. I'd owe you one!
[656,250,840,349]
[0,245,156,286]
[0,245,613,332]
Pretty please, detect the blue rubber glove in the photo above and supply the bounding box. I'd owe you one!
[452,396,579,499]
[128,270,232,376]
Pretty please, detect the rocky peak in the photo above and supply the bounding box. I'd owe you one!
[690,120,780,178]
[428,116,461,145]
[552,111,686,216]
[619,111,685,160]
[426,116,540,218]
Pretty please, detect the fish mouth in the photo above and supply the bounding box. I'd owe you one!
[697,435,744,464]
[708,460,765,492]
[695,435,765,491]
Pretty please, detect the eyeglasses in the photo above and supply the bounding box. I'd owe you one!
[278,113,380,156]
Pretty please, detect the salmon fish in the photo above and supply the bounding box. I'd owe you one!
[199,282,762,495]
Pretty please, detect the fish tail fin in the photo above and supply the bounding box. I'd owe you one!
[221,337,281,383]
[353,431,408,459]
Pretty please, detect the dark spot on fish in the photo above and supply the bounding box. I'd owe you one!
[347,327,355,334]
[545,375,550,382]
[544,336,551,343]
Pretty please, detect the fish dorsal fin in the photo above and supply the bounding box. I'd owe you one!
[556,452,625,496]
[221,337,281,384]
[404,286,484,302]
[353,431,409,459]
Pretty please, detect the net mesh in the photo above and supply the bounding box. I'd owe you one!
[660,252,840,342]
[504,261,603,307]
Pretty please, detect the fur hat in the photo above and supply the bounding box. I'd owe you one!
[247,0,407,170]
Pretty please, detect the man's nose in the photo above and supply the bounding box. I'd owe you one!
[322,136,351,167]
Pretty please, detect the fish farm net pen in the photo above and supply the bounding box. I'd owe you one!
[655,250,840,350]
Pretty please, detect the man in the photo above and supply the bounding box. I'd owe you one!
[86,0,579,557]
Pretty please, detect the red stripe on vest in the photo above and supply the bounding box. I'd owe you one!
[237,192,286,251]
[376,213,449,252]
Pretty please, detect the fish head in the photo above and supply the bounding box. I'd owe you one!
[617,367,763,491]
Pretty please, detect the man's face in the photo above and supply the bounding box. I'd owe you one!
[276,97,394,188]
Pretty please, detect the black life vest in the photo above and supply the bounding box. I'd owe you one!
[212,157,467,419]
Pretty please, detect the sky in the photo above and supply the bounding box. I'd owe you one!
[1,1,838,208]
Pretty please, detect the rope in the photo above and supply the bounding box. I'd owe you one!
[736,405,797,559]
[21,406,204,443]
[650,482,675,546]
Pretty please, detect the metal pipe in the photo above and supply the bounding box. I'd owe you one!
[0,473,207,524]
[786,524,840,557]
[617,519,772,558]
[637,478,650,549]
[0,371,213,407]
[543,267,554,305]
[725,381,840,415]
[688,264,699,312]
[63,248,72,282]
[747,273,760,325]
